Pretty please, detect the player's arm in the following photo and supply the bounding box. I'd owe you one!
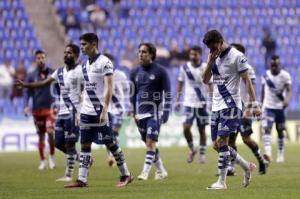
[283,83,292,108]
[100,74,113,125]
[175,81,183,111]
[129,70,137,116]
[202,51,219,84]
[241,71,261,117]
[17,77,55,89]
[162,69,172,123]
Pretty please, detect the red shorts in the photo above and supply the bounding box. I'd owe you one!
[32,109,56,134]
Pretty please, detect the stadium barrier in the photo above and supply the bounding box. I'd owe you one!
[1,115,300,152]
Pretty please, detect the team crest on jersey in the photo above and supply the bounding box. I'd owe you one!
[149,74,156,80]
[240,56,247,63]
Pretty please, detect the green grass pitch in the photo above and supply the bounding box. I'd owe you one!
[1,144,300,199]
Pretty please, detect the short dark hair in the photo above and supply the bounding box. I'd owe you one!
[190,45,202,54]
[230,43,246,54]
[139,42,156,61]
[34,49,45,57]
[271,55,280,61]
[79,33,98,45]
[103,53,114,62]
[66,43,80,57]
[203,30,224,46]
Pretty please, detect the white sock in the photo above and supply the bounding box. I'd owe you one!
[110,145,130,176]
[65,154,76,177]
[78,152,91,183]
[235,153,250,171]
[142,150,155,174]
[263,134,272,157]
[154,157,166,172]
[199,145,206,156]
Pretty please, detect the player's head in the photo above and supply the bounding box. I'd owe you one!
[79,33,98,56]
[230,43,246,54]
[189,46,202,64]
[34,50,46,69]
[270,55,281,74]
[64,44,80,66]
[203,30,224,53]
[138,42,156,66]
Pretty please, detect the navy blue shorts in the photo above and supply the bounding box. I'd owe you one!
[80,113,115,145]
[136,117,160,142]
[183,106,209,127]
[211,108,242,141]
[55,114,79,145]
[112,114,123,129]
[262,108,286,129]
[237,118,253,137]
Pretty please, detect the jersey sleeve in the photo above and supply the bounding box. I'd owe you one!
[177,65,185,82]
[284,72,292,85]
[236,54,249,73]
[51,69,58,81]
[247,64,256,81]
[102,60,114,76]
[75,65,84,83]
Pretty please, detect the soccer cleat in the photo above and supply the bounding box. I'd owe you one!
[276,153,284,163]
[64,180,88,188]
[56,176,72,182]
[243,162,256,187]
[107,157,116,168]
[187,150,197,163]
[137,172,149,181]
[154,170,168,180]
[199,155,206,164]
[258,161,267,175]
[48,156,56,169]
[116,175,134,187]
[206,181,227,190]
[38,160,48,170]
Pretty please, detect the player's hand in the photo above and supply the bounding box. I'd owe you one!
[283,100,289,109]
[16,79,25,89]
[99,111,108,126]
[24,106,30,117]
[208,49,220,63]
[75,113,80,126]
[244,102,262,119]
[161,111,169,124]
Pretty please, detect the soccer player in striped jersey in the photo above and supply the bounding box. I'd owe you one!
[64,33,133,188]
[202,30,261,190]
[17,44,83,181]
[175,46,212,164]
[261,55,292,163]
[104,53,130,167]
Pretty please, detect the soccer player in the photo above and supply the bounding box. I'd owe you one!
[175,46,212,164]
[24,50,56,170]
[64,33,133,188]
[104,53,130,167]
[17,44,83,181]
[130,42,170,180]
[261,55,292,163]
[228,43,268,175]
[202,30,261,189]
